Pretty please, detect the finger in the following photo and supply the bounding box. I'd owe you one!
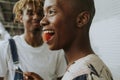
[23,72,29,80]
[28,72,43,80]
[23,72,43,80]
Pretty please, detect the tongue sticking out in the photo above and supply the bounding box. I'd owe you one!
[42,33,53,42]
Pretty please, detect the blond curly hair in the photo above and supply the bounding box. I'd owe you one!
[13,0,44,23]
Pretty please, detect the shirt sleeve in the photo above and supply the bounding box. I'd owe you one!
[72,63,113,80]
[55,50,67,78]
[72,74,100,80]
[73,74,88,80]
[0,41,8,77]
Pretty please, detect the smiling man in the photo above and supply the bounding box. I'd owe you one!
[39,0,113,80]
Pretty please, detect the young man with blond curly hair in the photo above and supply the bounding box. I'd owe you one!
[0,0,67,80]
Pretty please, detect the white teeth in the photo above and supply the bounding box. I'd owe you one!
[44,30,54,34]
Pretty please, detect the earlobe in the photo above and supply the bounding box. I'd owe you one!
[19,15,23,23]
[76,11,90,28]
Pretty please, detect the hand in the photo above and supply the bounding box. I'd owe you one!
[23,72,43,80]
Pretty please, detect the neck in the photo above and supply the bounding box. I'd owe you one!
[24,32,43,47]
[65,48,94,65]
[64,35,94,66]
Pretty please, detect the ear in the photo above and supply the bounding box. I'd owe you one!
[76,11,90,28]
[19,15,23,23]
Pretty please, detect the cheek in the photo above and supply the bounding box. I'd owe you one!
[23,17,32,26]
[55,20,70,44]
[56,20,76,45]
[51,15,72,34]
[23,15,31,22]
[53,15,66,28]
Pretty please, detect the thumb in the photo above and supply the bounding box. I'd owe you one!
[24,72,43,80]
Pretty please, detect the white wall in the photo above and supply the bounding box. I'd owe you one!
[90,0,120,80]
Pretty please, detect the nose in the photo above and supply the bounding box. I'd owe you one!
[40,16,49,27]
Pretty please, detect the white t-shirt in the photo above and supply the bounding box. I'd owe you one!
[0,35,67,80]
[62,54,113,80]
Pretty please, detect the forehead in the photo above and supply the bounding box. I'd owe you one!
[23,3,42,12]
[25,3,33,9]
[44,0,58,7]
[44,0,71,10]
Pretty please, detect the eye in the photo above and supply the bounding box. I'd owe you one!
[48,9,56,16]
[27,10,33,16]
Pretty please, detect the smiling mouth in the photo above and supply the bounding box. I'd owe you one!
[42,29,55,42]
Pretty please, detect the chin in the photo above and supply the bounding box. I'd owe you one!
[49,45,61,51]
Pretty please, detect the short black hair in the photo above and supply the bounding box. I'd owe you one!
[71,0,95,19]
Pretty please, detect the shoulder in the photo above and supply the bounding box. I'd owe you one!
[0,35,20,50]
[0,39,10,61]
[12,35,24,47]
[0,35,21,56]
[13,35,22,42]
[65,54,113,80]
[65,62,113,80]
[0,39,9,49]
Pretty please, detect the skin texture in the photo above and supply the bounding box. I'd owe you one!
[41,0,77,50]
[21,3,43,47]
[41,0,95,64]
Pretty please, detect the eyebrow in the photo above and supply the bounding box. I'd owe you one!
[44,5,57,12]
[27,8,33,11]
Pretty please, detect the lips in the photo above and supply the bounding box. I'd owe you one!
[42,29,55,42]
[32,20,40,26]
[32,22,40,26]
